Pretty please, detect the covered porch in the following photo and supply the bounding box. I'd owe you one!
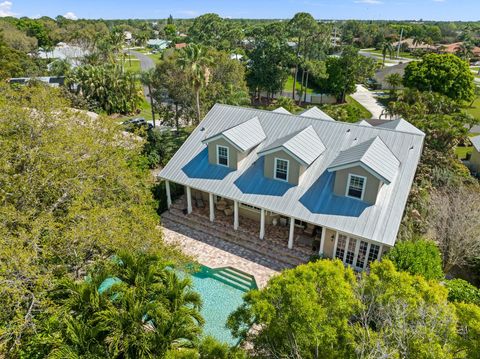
[164,181,386,269]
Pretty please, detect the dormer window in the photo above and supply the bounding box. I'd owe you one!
[274,158,289,181]
[346,174,366,200]
[217,145,229,167]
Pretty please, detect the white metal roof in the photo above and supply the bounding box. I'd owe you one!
[471,135,480,152]
[258,126,326,166]
[299,106,335,121]
[356,120,372,127]
[327,137,400,184]
[272,107,292,114]
[159,104,424,247]
[202,116,266,152]
[376,118,425,136]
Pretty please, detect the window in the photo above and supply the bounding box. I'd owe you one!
[345,238,357,265]
[274,158,289,181]
[355,241,369,269]
[335,234,347,260]
[217,145,229,167]
[346,174,366,200]
[240,203,261,212]
[367,244,380,266]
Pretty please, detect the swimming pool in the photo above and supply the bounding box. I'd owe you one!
[191,266,257,345]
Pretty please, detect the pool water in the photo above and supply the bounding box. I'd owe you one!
[191,266,256,345]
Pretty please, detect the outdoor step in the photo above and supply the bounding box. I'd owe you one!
[171,209,310,265]
[221,267,256,283]
[214,268,255,288]
[162,212,299,268]
[162,210,308,268]
[210,271,254,291]
[209,273,253,292]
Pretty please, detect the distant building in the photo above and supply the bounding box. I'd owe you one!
[37,43,89,62]
[437,42,480,58]
[146,39,170,50]
[8,77,65,87]
[175,43,187,49]
[392,38,436,52]
[124,31,133,45]
[373,63,408,90]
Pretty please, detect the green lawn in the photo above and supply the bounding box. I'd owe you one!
[362,48,419,60]
[465,96,480,121]
[346,96,373,119]
[284,75,318,94]
[124,59,142,73]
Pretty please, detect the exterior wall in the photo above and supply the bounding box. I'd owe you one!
[238,206,279,225]
[263,149,303,186]
[333,166,381,205]
[470,148,480,172]
[207,137,238,170]
[322,228,337,258]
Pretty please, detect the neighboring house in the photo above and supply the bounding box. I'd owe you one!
[158,104,424,270]
[175,43,187,49]
[124,31,133,45]
[37,42,89,67]
[373,63,408,90]
[392,38,436,51]
[146,39,170,51]
[437,42,480,57]
[8,76,65,87]
[466,135,480,175]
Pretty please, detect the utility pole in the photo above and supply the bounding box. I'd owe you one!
[396,27,404,59]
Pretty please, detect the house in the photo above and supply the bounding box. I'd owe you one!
[466,135,480,175]
[175,43,187,49]
[158,105,424,270]
[373,63,408,90]
[437,42,480,57]
[392,38,436,52]
[146,39,170,51]
[37,42,89,64]
[124,31,133,45]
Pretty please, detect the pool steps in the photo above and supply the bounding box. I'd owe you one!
[210,267,257,292]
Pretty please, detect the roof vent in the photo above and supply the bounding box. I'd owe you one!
[200,127,205,131]
[346,129,351,133]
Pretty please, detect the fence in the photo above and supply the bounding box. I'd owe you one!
[261,91,337,105]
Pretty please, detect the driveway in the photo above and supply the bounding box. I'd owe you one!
[128,50,156,100]
[350,84,386,119]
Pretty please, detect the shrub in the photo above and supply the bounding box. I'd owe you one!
[384,239,444,280]
[445,279,480,305]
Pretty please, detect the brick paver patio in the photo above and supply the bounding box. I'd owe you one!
[161,218,282,288]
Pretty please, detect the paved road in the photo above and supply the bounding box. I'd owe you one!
[350,84,386,120]
[359,50,415,66]
[128,50,155,100]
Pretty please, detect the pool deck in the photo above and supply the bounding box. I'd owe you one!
[162,218,281,288]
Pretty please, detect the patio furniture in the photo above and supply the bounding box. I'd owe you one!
[196,196,205,208]
[216,200,227,211]
[224,206,233,216]
[297,235,314,248]
[303,223,315,237]
[279,217,287,227]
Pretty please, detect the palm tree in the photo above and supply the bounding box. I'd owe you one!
[381,41,394,67]
[48,251,204,358]
[140,69,157,127]
[177,44,214,123]
[385,73,403,99]
[456,42,474,63]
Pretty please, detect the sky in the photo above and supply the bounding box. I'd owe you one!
[0,0,478,21]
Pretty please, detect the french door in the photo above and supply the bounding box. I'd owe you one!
[334,234,382,270]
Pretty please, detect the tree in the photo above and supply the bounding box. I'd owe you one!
[0,84,176,354]
[380,40,394,67]
[45,251,203,358]
[353,260,458,358]
[445,279,480,306]
[403,53,475,103]
[0,34,43,79]
[319,46,376,103]
[385,72,403,94]
[384,239,444,280]
[428,184,480,273]
[177,44,214,123]
[455,303,480,358]
[228,260,358,358]
[67,64,142,114]
[188,14,225,48]
[140,68,157,126]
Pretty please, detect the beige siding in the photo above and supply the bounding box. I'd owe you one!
[470,148,480,172]
[207,137,238,170]
[263,149,303,185]
[333,166,381,205]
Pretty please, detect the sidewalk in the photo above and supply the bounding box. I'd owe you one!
[350,84,386,119]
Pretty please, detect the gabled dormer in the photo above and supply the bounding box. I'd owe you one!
[327,137,400,205]
[258,126,326,185]
[202,117,266,170]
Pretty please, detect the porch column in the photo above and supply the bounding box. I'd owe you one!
[209,193,215,222]
[259,208,265,239]
[234,200,239,230]
[165,180,172,209]
[332,232,339,259]
[319,227,326,256]
[186,186,192,214]
[288,217,295,249]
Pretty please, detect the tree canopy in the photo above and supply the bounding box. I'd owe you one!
[403,53,475,103]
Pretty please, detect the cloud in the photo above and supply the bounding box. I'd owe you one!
[63,11,78,20]
[354,0,383,3]
[0,1,16,17]
[176,10,198,17]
